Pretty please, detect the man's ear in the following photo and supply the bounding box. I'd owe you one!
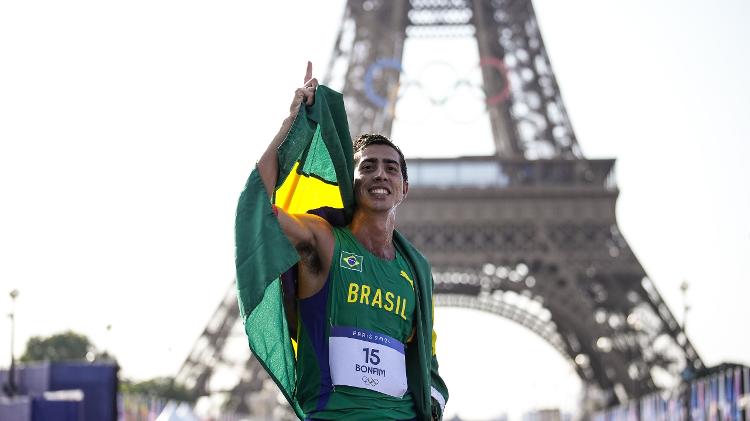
[403,180,409,198]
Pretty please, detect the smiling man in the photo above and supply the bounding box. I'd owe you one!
[242,63,448,421]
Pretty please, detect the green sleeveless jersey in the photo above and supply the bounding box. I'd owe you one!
[295,226,417,420]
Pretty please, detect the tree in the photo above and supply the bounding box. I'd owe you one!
[20,330,93,362]
[120,377,196,403]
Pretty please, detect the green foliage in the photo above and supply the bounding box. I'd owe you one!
[20,330,93,362]
[120,377,195,403]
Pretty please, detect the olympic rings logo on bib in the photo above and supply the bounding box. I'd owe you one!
[362,376,379,387]
[329,326,408,398]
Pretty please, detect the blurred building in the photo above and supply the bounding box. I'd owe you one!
[0,361,118,421]
[523,408,563,421]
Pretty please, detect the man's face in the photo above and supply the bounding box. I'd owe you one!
[353,144,408,213]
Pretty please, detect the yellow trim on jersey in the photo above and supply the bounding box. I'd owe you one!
[431,301,437,356]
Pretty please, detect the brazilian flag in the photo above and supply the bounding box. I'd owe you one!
[235,86,448,420]
[234,85,353,417]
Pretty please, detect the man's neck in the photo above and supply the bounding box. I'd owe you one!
[349,210,397,260]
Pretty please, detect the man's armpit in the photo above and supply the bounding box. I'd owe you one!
[295,240,323,274]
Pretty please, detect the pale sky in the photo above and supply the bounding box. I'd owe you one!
[1,1,748,420]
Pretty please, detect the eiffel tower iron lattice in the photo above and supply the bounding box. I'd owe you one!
[177,0,704,415]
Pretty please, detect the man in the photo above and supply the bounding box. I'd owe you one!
[236,62,448,420]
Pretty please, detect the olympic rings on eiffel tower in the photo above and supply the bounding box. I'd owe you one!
[363,56,511,124]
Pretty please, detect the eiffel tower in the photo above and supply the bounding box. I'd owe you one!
[176,0,704,416]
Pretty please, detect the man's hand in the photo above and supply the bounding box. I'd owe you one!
[289,61,319,115]
[259,61,320,199]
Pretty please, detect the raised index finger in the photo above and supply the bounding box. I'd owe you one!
[304,61,313,84]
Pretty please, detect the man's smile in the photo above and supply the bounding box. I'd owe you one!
[367,186,391,196]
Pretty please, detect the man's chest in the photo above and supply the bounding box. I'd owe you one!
[329,248,416,337]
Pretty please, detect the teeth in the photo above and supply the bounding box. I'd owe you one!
[370,188,388,194]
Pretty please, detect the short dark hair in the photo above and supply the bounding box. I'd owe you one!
[353,133,408,183]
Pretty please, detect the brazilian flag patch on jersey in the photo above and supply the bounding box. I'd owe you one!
[340,251,363,272]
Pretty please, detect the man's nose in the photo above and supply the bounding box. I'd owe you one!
[373,164,387,180]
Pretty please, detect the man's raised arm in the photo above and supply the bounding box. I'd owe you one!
[257,61,318,199]
[254,62,333,298]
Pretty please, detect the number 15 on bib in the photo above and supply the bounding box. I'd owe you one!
[329,326,408,398]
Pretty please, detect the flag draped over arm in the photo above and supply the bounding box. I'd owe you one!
[235,85,448,420]
[234,85,353,418]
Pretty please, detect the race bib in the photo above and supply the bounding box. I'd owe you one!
[329,326,408,398]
